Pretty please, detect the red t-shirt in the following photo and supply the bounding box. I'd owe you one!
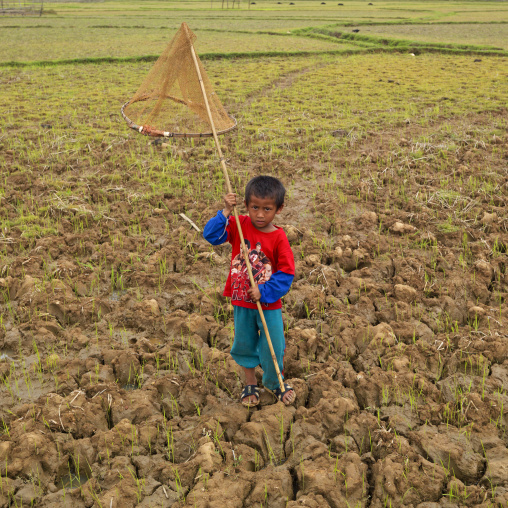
[224,215,295,310]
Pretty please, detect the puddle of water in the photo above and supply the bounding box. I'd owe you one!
[0,349,16,362]
[60,474,89,490]
[109,290,127,302]
[122,383,141,391]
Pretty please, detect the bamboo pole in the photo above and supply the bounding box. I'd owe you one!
[189,42,285,394]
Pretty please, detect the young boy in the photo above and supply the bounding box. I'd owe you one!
[203,176,296,407]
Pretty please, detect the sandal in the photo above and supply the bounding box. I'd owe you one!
[273,383,296,406]
[241,385,260,407]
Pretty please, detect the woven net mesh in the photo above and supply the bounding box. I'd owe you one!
[123,22,235,137]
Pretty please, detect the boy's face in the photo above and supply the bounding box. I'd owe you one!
[245,194,283,231]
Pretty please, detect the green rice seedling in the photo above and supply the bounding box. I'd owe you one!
[127,466,143,503]
[163,421,175,464]
[262,425,277,465]
[170,466,185,500]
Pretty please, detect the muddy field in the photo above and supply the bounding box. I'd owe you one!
[0,54,508,507]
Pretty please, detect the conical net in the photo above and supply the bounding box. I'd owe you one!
[122,23,236,138]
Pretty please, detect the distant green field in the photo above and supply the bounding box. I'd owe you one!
[0,17,322,30]
[0,26,361,62]
[2,0,508,63]
[357,23,508,50]
[30,0,437,19]
[438,9,508,23]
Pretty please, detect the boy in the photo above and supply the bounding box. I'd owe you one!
[203,176,296,407]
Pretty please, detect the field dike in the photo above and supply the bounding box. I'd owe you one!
[0,62,507,506]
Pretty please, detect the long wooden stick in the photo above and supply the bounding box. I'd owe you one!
[190,44,285,393]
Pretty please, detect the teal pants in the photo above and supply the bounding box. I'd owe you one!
[231,306,285,391]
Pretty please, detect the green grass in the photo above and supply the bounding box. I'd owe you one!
[18,0,439,19]
[441,9,508,23]
[351,23,508,50]
[298,25,508,53]
[0,26,355,62]
[2,0,508,63]
[240,53,508,147]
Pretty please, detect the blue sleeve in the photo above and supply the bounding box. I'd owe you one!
[203,210,229,245]
[259,271,294,304]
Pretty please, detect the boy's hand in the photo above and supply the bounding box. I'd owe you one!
[223,193,237,217]
[247,285,261,302]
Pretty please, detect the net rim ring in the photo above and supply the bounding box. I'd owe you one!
[120,100,237,138]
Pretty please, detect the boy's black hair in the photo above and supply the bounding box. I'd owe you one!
[245,176,285,210]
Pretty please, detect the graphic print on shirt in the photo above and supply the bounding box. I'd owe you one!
[230,239,272,305]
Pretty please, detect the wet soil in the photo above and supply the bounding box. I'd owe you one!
[0,107,507,508]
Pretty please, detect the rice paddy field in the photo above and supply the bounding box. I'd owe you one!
[356,24,508,50]
[0,1,507,507]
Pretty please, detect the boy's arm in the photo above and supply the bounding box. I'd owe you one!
[203,210,229,245]
[258,271,294,303]
[259,234,295,303]
[203,193,238,246]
